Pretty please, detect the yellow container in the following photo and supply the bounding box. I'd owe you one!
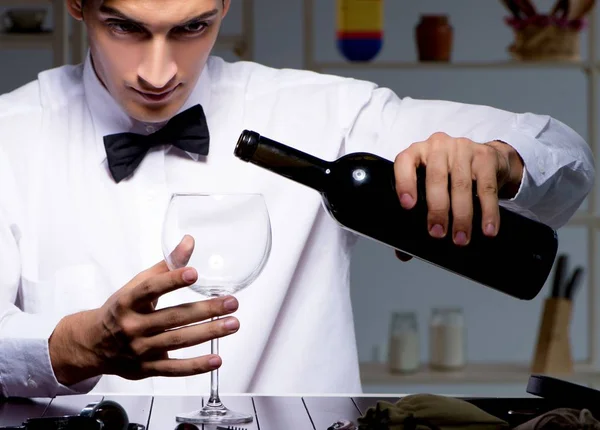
[336,0,384,62]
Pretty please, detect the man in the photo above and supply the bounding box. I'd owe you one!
[0,0,594,398]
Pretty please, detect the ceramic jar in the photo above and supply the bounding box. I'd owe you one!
[415,15,453,62]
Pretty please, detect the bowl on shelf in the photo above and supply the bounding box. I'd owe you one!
[2,8,47,33]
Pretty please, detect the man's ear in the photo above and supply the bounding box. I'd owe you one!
[66,0,85,21]
[222,0,231,18]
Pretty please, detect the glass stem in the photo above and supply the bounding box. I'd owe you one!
[207,316,222,408]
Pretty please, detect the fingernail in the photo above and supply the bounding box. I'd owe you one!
[455,231,467,245]
[223,318,239,331]
[209,356,221,367]
[223,297,238,311]
[485,223,496,236]
[400,194,415,208]
[430,224,445,238]
[182,269,196,283]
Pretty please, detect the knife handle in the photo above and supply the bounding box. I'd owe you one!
[564,267,584,300]
[550,254,567,298]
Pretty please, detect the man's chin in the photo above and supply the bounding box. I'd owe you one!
[124,101,185,124]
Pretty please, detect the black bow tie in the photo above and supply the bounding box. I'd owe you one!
[103,104,210,183]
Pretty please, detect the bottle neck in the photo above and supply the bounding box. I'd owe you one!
[234,131,331,193]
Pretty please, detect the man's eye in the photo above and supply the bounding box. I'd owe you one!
[181,21,208,33]
[108,22,141,34]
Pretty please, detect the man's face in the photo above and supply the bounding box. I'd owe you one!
[69,0,229,123]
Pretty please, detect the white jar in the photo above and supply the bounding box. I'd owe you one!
[429,307,466,370]
[387,311,420,373]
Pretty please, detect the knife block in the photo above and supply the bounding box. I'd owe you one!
[531,297,573,375]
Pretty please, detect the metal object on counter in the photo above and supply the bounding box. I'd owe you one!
[0,416,102,430]
[0,400,145,430]
[80,400,145,430]
[327,419,356,430]
[80,400,132,430]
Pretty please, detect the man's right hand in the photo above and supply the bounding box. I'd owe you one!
[48,237,239,386]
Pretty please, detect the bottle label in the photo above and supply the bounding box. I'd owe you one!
[336,0,383,39]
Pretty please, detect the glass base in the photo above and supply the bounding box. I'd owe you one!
[175,404,253,425]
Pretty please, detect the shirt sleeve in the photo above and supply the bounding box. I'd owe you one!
[0,134,101,398]
[341,85,595,230]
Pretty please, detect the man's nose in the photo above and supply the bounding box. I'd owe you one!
[137,39,177,90]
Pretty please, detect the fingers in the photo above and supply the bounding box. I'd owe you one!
[425,148,450,239]
[126,235,195,290]
[473,145,501,237]
[168,235,195,269]
[130,266,198,309]
[131,316,240,357]
[395,132,502,245]
[121,236,197,311]
[139,355,223,378]
[394,144,423,210]
[127,260,170,288]
[394,133,453,237]
[141,296,239,334]
[449,140,474,245]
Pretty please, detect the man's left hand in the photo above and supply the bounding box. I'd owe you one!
[392,132,524,261]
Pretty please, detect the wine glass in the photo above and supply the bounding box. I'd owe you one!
[161,192,272,425]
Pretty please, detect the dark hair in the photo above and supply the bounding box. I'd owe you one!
[81,0,224,7]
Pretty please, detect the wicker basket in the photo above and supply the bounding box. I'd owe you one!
[508,23,581,62]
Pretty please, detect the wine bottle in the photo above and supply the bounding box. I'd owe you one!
[233,130,558,300]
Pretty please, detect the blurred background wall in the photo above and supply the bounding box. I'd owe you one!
[0,0,597,397]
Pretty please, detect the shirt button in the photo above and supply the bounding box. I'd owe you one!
[538,160,545,174]
[27,376,37,389]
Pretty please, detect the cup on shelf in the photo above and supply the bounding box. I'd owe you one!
[2,8,47,33]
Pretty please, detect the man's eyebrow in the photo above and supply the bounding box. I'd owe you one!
[179,9,219,26]
[98,5,219,27]
[99,5,144,25]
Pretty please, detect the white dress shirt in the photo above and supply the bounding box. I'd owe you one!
[0,52,594,398]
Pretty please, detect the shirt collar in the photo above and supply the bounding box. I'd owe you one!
[82,50,212,165]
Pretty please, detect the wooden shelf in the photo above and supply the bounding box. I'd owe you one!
[0,32,53,49]
[360,361,600,385]
[569,212,600,228]
[0,0,50,4]
[0,32,247,54]
[312,60,590,71]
